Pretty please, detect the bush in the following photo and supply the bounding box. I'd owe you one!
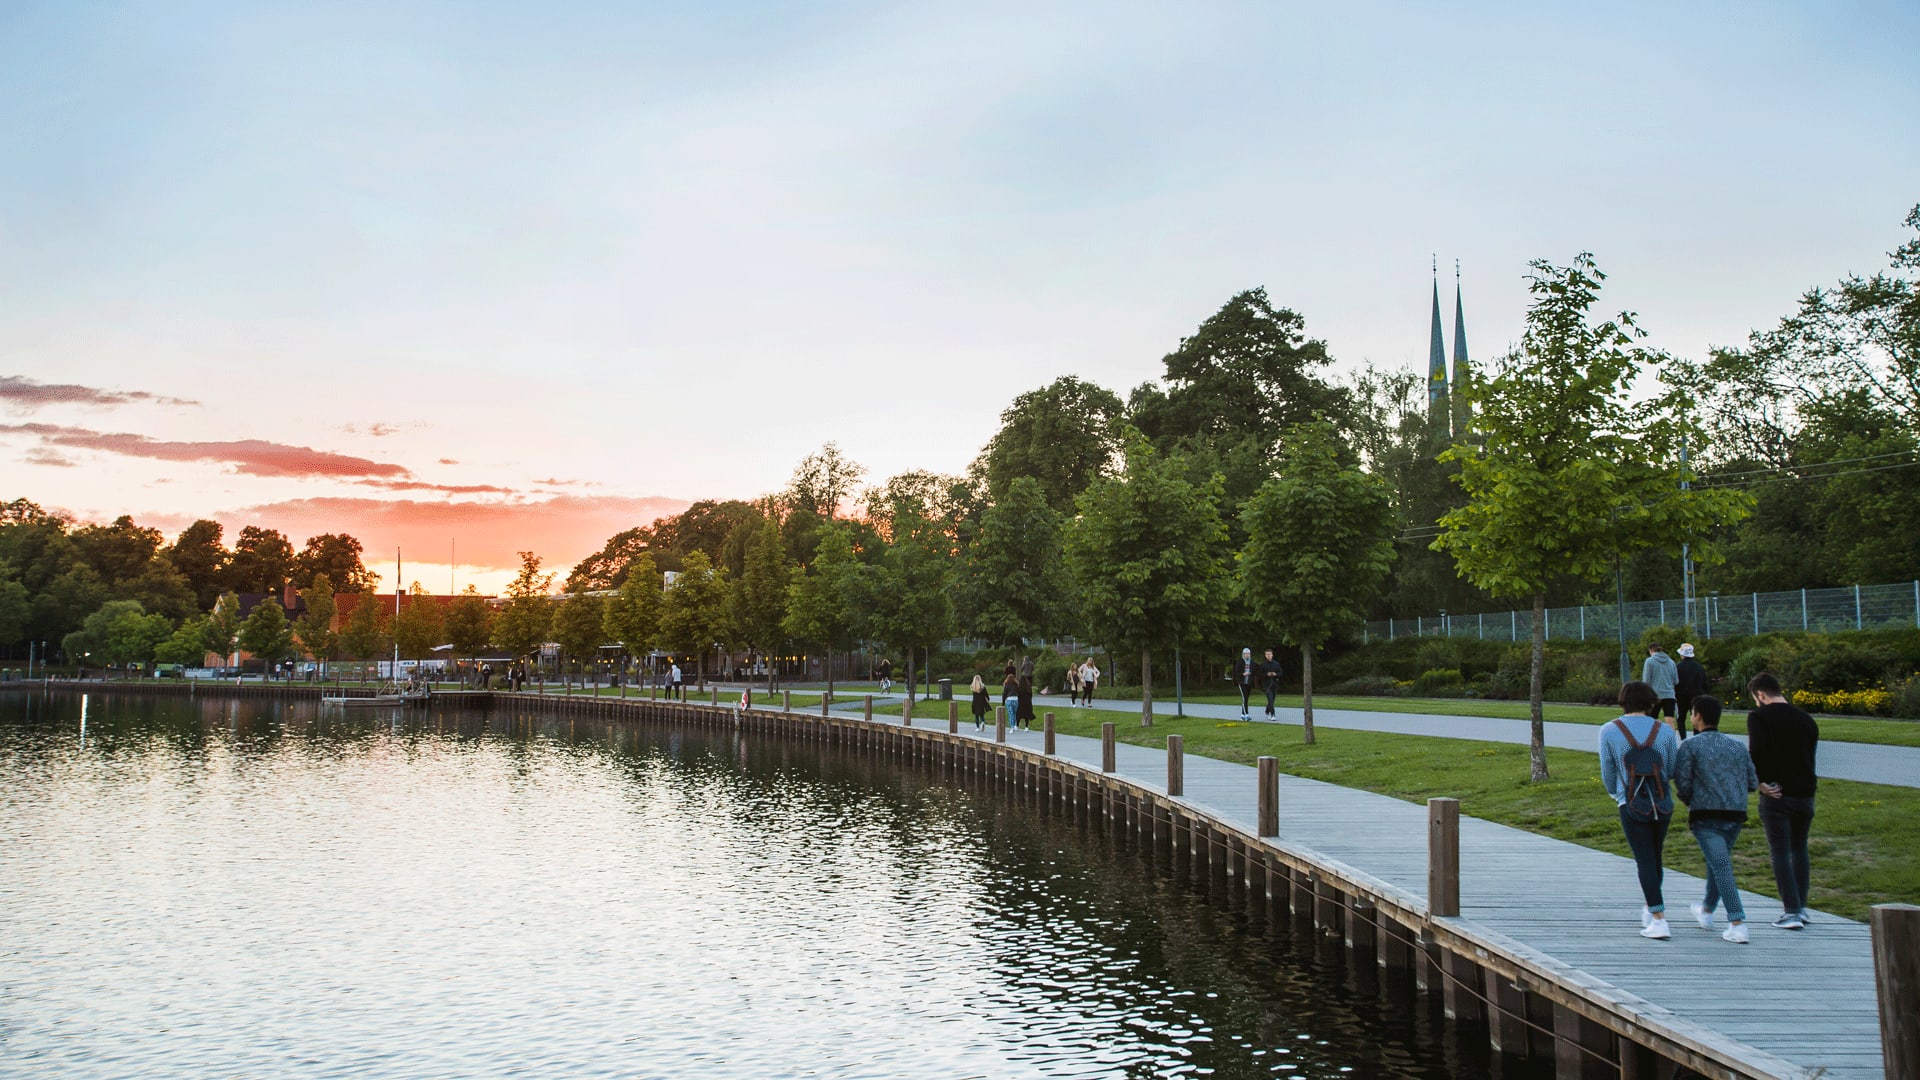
[1412,667,1464,696]
[1327,674,1403,697]
[1888,675,1920,720]
[1792,687,1894,716]
[1033,656,1071,696]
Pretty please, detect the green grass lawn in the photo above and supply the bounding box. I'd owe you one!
[890,699,1916,922]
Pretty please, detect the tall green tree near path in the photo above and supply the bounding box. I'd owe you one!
[959,475,1067,648]
[659,550,729,683]
[867,509,955,706]
[164,519,230,610]
[1433,254,1754,782]
[552,592,607,687]
[445,586,494,670]
[784,524,861,698]
[338,588,389,667]
[115,556,197,622]
[294,573,339,676]
[0,577,29,647]
[1238,419,1397,744]
[727,521,789,686]
[292,533,375,592]
[495,552,555,669]
[204,591,243,668]
[392,583,444,664]
[154,615,211,667]
[603,553,663,669]
[786,442,867,521]
[1064,436,1231,727]
[70,515,163,586]
[228,526,296,595]
[237,598,294,678]
[972,376,1127,512]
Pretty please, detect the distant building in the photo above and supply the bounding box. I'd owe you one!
[1426,261,1472,446]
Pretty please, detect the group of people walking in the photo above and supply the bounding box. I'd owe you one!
[967,656,1102,730]
[1600,652,1820,946]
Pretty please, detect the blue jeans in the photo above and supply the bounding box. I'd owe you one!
[1003,695,1016,728]
[1618,806,1670,911]
[1759,794,1815,914]
[1689,819,1745,922]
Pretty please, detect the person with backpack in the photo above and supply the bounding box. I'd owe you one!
[1599,680,1681,939]
[1672,694,1757,943]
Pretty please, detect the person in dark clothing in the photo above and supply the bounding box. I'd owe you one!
[1259,648,1283,720]
[1232,648,1257,721]
[1745,672,1819,929]
[1001,665,1019,730]
[969,675,990,730]
[1673,644,1707,740]
[1016,656,1035,729]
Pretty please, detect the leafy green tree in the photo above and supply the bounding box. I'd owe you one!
[1064,436,1232,726]
[392,583,443,664]
[106,608,172,671]
[783,524,861,697]
[154,615,211,667]
[1434,255,1754,781]
[164,519,230,610]
[237,598,294,677]
[552,592,607,687]
[33,564,108,648]
[228,525,295,595]
[659,550,729,683]
[71,515,164,586]
[866,511,955,705]
[445,586,494,668]
[204,592,244,668]
[292,533,375,592]
[338,588,389,666]
[1238,420,1397,743]
[727,521,789,685]
[0,576,29,647]
[494,552,555,668]
[603,553,663,666]
[971,376,1126,512]
[787,442,867,521]
[959,476,1067,647]
[566,526,656,591]
[116,556,198,622]
[294,573,339,675]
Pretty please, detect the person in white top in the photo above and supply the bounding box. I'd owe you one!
[1078,658,1100,702]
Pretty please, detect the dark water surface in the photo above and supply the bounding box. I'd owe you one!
[1,692,1519,1078]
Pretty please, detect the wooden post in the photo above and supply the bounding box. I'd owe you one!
[863,695,872,722]
[1166,735,1184,796]
[947,700,958,733]
[650,682,657,701]
[783,689,792,712]
[1043,712,1055,755]
[996,709,1007,743]
[710,685,718,707]
[1257,756,1278,837]
[902,698,912,728]
[820,693,830,718]
[1874,903,1920,1080]
[1428,797,1460,918]
[1101,722,1116,773]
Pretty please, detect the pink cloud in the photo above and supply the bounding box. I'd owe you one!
[1,423,409,478]
[1,375,198,411]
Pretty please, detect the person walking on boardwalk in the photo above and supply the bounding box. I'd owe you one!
[1746,672,1819,929]
[1016,659,1035,730]
[1672,694,1757,944]
[669,660,683,701]
[1641,643,1681,739]
[1673,644,1706,739]
[1232,648,1257,721]
[1259,648,1283,720]
[1079,657,1100,701]
[1599,680,1680,939]
[1066,662,1083,706]
[877,657,892,694]
[1001,663,1019,729]
[969,674,990,730]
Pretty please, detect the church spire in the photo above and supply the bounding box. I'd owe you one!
[1427,257,1449,441]
[1451,261,1470,438]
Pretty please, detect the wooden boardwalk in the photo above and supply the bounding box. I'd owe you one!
[865,705,1885,1080]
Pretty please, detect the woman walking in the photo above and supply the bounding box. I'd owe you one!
[1599,680,1680,939]
[1016,655,1035,729]
[1673,695,1757,943]
[969,674,990,730]
[1066,663,1083,706]
[1078,657,1100,702]
[1001,662,1019,730]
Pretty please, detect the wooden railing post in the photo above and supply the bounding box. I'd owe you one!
[1258,757,1278,837]
[863,695,873,722]
[1428,797,1460,918]
[1167,735,1184,796]
[783,689,791,712]
[1043,712,1056,755]
[820,692,830,718]
[996,708,1007,744]
[1101,723,1116,773]
[1873,903,1920,1079]
[710,685,718,707]
[947,700,958,733]
[902,698,912,728]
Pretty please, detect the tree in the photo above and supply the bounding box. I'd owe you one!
[154,616,211,667]
[229,526,295,595]
[445,586,494,668]
[0,576,28,647]
[972,376,1126,512]
[959,476,1067,647]
[783,524,861,697]
[727,522,789,685]
[71,515,164,586]
[1063,436,1231,726]
[494,552,555,667]
[1238,420,1397,743]
[204,592,244,668]
[1433,255,1754,781]
[659,550,729,683]
[115,556,198,622]
[866,509,955,705]
[237,598,294,677]
[552,592,608,687]
[603,553,663,668]
[391,583,443,666]
[338,588,389,666]
[566,526,656,591]
[62,600,166,672]
[787,442,867,521]
[292,533,375,593]
[294,573,339,675]
[165,519,230,610]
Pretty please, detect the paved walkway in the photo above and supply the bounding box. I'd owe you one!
[814,697,1885,1080]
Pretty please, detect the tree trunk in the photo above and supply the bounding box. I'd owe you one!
[1529,590,1550,781]
[1140,646,1154,727]
[1301,643,1316,745]
[825,650,834,699]
[905,648,917,712]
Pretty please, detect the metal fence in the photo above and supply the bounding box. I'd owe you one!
[1364,580,1920,644]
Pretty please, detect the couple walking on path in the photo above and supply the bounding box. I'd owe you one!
[1600,672,1819,945]
[1232,648,1284,721]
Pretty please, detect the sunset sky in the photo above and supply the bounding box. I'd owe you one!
[4,2,1916,594]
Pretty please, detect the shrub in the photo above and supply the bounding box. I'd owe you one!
[1889,675,1920,720]
[1412,667,1464,696]
[1327,674,1403,697]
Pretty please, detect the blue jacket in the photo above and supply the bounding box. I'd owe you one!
[1598,713,1680,807]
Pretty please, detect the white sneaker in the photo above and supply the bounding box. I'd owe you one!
[1797,909,1814,925]
[1722,923,1749,944]
[1640,918,1671,940]
[1641,906,1654,928]
[1690,902,1715,930]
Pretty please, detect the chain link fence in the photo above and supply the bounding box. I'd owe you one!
[1365,580,1920,644]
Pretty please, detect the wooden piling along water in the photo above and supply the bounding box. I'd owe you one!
[1101,722,1115,773]
[1875,903,1918,1080]
[1043,712,1055,755]
[1428,797,1460,918]
[1166,735,1184,796]
[1257,757,1278,837]
[948,701,958,733]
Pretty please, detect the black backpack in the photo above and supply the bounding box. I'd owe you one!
[1613,718,1672,822]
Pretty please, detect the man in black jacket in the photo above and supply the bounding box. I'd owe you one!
[1259,648,1284,720]
[1746,672,1819,929]
[1673,643,1707,741]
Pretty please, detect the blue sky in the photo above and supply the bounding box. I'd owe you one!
[2,1,1916,587]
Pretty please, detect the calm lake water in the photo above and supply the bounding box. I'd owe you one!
[0,691,1518,1078]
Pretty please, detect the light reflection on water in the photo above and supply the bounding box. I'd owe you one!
[1,692,1504,1078]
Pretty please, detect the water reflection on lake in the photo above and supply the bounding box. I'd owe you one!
[1,691,1520,1078]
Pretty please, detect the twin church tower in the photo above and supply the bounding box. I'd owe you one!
[1427,260,1470,443]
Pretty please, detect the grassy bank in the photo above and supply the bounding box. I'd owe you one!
[897,700,1917,922]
